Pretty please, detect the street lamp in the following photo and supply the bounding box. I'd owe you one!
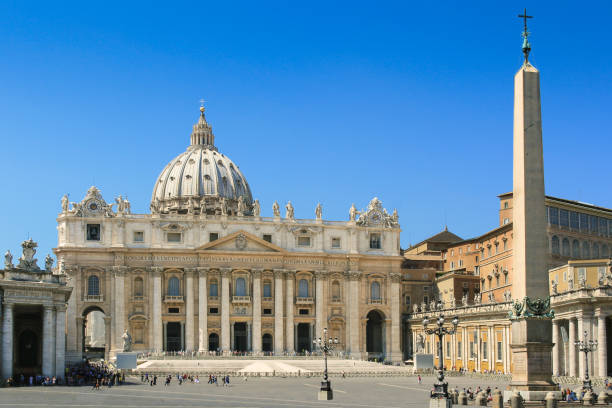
[423,313,459,408]
[313,327,339,400]
[575,330,597,392]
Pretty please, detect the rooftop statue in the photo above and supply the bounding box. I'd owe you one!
[61,194,69,214]
[285,201,294,219]
[17,239,40,271]
[237,196,246,216]
[4,250,13,269]
[252,199,261,217]
[349,204,357,221]
[315,203,322,220]
[272,201,280,217]
[44,254,54,272]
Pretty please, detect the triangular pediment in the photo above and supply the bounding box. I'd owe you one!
[196,230,285,253]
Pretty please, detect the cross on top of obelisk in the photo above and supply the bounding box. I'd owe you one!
[518,8,533,63]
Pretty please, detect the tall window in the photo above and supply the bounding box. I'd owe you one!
[133,277,144,297]
[562,238,570,257]
[331,280,340,300]
[560,209,569,227]
[209,280,218,297]
[551,236,560,255]
[603,245,610,258]
[582,242,590,259]
[572,240,580,258]
[235,277,246,296]
[88,275,100,296]
[580,213,588,232]
[371,281,381,300]
[593,244,600,258]
[570,211,580,229]
[497,341,503,361]
[482,341,488,360]
[263,282,272,298]
[369,233,381,249]
[548,207,559,225]
[168,277,180,296]
[298,279,309,297]
[457,341,462,358]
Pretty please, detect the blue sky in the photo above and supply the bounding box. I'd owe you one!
[1,1,610,261]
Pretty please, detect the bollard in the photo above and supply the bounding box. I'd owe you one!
[545,391,557,408]
[491,389,503,408]
[474,391,487,406]
[510,390,524,408]
[597,390,608,405]
[583,390,595,406]
[458,391,468,406]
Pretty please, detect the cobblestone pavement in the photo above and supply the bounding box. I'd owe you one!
[0,375,511,407]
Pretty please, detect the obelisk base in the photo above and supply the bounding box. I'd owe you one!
[505,318,560,402]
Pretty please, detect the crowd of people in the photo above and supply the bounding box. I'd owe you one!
[139,372,232,387]
[3,360,125,388]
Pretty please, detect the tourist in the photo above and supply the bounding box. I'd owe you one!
[417,374,422,384]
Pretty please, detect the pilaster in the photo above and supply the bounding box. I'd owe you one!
[55,305,67,379]
[389,272,402,363]
[2,303,14,379]
[151,267,163,351]
[184,267,195,351]
[597,310,607,378]
[314,270,326,341]
[42,305,56,377]
[252,268,262,354]
[285,269,295,352]
[274,268,285,354]
[197,267,209,352]
[221,267,231,352]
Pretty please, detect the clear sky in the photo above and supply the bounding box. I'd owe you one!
[1,1,611,261]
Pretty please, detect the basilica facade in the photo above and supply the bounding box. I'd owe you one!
[55,107,405,364]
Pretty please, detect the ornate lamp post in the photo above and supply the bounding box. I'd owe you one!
[575,330,597,392]
[313,327,338,400]
[423,313,459,408]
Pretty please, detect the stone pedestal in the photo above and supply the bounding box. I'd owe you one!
[318,380,333,400]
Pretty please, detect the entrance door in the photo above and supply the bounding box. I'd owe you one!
[366,310,384,357]
[209,333,219,352]
[234,322,248,352]
[297,323,311,353]
[262,334,273,352]
[166,322,181,351]
[18,330,38,368]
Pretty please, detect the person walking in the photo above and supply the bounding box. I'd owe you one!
[417,374,422,384]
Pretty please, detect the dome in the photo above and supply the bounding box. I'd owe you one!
[151,107,253,215]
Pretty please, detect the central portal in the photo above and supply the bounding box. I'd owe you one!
[234,322,248,352]
[166,322,182,351]
[297,323,311,353]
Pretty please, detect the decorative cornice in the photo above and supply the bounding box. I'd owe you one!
[345,270,362,280]
[251,268,263,279]
[150,266,163,276]
[274,269,285,279]
[197,267,210,277]
[112,265,128,277]
[221,267,232,277]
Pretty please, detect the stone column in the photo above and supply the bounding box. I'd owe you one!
[502,325,508,374]
[347,270,361,358]
[315,270,325,340]
[42,305,56,377]
[389,272,401,363]
[598,312,607,378]
[184,268,195,352]
[285,270,295,353]
[113,266,126,352]
[55,306,66,379]
[103,316,112,360]
[2,303,14,379]
[552,320,560,376]
[221,268,231,352]
[569,317,577,377]
[273,269,285,354]
[252,269,262,354]
[578,315,587,379]
[198,267,208,352]
[64,266,78,362]
[152,267,163,352]
[75,317,84,358]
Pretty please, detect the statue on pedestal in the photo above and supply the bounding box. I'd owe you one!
[272,201,280,217]
[349,204,357,221]
[315,203,322,220]
[44,254,54,271]
[237,196,245,217]
[61,194,69,214]
[4,250,13,269]
[285,201,294,219]
[122,329,132,352]
[252,199,261,216]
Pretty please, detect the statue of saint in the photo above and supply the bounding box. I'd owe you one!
[220,197,228,215]
[123,198,131,214]
[115,195,125,214]
[199,197,207,215]
[4,250,13,269]
[252,199,261,217]
[122,329,132,352]
[272,201,280,217]
[61,194,69,214]
[285,201,294,219]
[237,196,245,216]
[315,203,322,220]
[187,198,195,214]
[44,254,54,271]
[349,204,357,221]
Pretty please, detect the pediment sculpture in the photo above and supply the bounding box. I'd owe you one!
[355,197,399,228]
[67,186,115,217]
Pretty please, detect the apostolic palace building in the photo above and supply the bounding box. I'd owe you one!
[0,31,611,382]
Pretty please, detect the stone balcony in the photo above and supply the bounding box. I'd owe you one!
[208,296,219,302]
[367,298,384,305]
[262,297,273,303]
[132,295,144,302]
[232,295,251,304]
[295,297,314,305]
[164,295,184,303]
[84,294,104,302]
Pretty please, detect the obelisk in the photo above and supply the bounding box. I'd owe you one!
[507,10,558,401]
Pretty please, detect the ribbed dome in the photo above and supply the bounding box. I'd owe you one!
[150,107,253,215]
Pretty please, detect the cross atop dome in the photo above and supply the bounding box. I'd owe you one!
[190,101,215,147]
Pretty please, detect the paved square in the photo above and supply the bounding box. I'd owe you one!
[0,375,510,407]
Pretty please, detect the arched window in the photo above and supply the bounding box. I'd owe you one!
[168,277,180,296]
[371,281,381,300]
[235,277,246,296]
[593,243,600,258]
[298,279,309,298]
[331,280,340,300]
[582,242,590,259]
[562,238,570,257]
[88,275,100,296]
[603,245,610,258]
[551,236,560,255]
[209,279,218,297]
[572,240,580,258]
[134,277,144,297]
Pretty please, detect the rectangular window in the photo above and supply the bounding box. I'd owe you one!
[263,283,272,298]
[262,234,272,243]
[209,282,218,297]
[589,215,598,233]
[580,213,589,232]
[331,237,341,248]
[423,286,430,291]
[297,236,311,247]
[405,295,411,306]
[457,341,462,358]
[469,341,475,358]
[599,218,608,237]
[209,232,219,242]
[578,267,586,281]
[503,240,507,251]
[168,307,179,313]
[133,231,144,242]
[299,309,309,315]
[87,224,101,241]
[263,308,272,315]
[209,307,219,314]
[446,342,450,358]
[475,256,478,263]
[369,233,381,249]
[497,341,503,361]
[570,211,580,229]
[450,261,454,269]
[134,327,144,344]
[482,341,488,360]
[563,271,567,281]
[423,295,429,305]
[167,232,181,242]
[560,209,569,227]
[548,207,559,225]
